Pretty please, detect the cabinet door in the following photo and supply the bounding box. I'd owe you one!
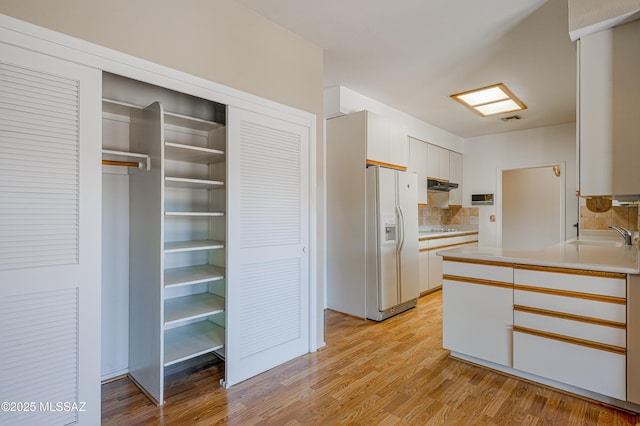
[408,138,428,204]
[442,262,513,367]
[366,111,389,166]
[427,144,450,182]
[449,152,463,206]
[579,20,640,197]
[226,106,310,387]
[428,250,443,290]
[0,43,101,425]
[418,249,429,293]
[387,119,408,169]
[427,143,441,180]
[439,147,450,181]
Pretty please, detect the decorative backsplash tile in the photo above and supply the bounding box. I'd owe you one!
[579,205,639,231]
[418,193,479,226]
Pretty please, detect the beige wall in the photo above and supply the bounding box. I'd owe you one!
[0,0,323,117]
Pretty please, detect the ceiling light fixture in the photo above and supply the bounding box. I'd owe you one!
[451,83,527,117]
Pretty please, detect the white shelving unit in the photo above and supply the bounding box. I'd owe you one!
[125,96,228,404]
[161,105,228,380]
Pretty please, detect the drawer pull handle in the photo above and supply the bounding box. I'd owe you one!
[514,305,626,329]
[514,325,626,355]
[443,275,512,289]
[514,284,626,305]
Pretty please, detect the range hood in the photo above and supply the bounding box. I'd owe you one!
[427,179,459,192]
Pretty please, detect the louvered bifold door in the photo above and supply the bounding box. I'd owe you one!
[0,43,101,425]
[225,106,310,387]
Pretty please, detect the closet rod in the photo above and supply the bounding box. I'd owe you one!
[102,159,141,168]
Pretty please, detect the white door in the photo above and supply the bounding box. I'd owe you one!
[0,44,101,425]
[225,106,310,387]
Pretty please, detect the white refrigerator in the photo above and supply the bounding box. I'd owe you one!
[365,166,419,321]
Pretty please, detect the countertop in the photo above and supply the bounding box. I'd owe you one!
[437,237,640,274]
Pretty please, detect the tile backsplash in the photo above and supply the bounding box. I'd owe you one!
[418,193,479,226]
[579,205,639,231]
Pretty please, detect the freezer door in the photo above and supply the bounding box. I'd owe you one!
[397,171,419,303]
[376,167,399,310]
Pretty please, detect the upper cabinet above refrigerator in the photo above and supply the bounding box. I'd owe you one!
[363,111,408,171]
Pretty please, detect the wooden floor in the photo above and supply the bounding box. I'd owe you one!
[102,291,640,425]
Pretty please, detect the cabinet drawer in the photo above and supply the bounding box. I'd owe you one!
[514,289,625,323]
[443,259,512,284]
[429,235,467,248]
[514,266,626,298]
[514,308,625,347]
[513,330,626,400]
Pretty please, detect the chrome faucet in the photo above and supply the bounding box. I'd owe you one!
[609,225,633,246]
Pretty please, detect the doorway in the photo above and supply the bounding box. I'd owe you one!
[498,164,565,250]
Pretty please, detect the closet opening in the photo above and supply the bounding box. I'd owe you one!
[101,72,227,404]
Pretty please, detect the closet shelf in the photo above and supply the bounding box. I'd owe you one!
[165,211,225,217]
[165,177,224,190]
[165,111,224,132]
[164,293,225,326]
[102,98,144,116]
[165,264,225,288]
[165,142,225,164]
[102,149,151,171]
[164,239,225,253]
[164,321,225,367]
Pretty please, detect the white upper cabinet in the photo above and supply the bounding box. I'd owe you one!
[427,143,450,181]
[408,137,428,204]
[578,19,640,198]
[365,111,408,170]
[449,152,463,206]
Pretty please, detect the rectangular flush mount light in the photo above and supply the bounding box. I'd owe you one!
[451,83,527,117]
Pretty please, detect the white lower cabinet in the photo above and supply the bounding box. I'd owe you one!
[442,259,513,367]
[442,258,632,404]
[512,265,627,400]
[428,250,443,290]
[419,233,478,294]
[418,248,429,293]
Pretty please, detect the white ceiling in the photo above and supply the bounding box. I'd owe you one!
[239,0,577,138]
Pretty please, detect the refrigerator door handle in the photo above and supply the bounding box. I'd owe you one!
[396,203,404,300]
[397,205,405,253]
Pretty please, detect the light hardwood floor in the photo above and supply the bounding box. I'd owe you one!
[102,291,639,425]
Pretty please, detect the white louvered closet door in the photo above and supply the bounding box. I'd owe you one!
[226,106,310,387]
[0,44,101,425]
